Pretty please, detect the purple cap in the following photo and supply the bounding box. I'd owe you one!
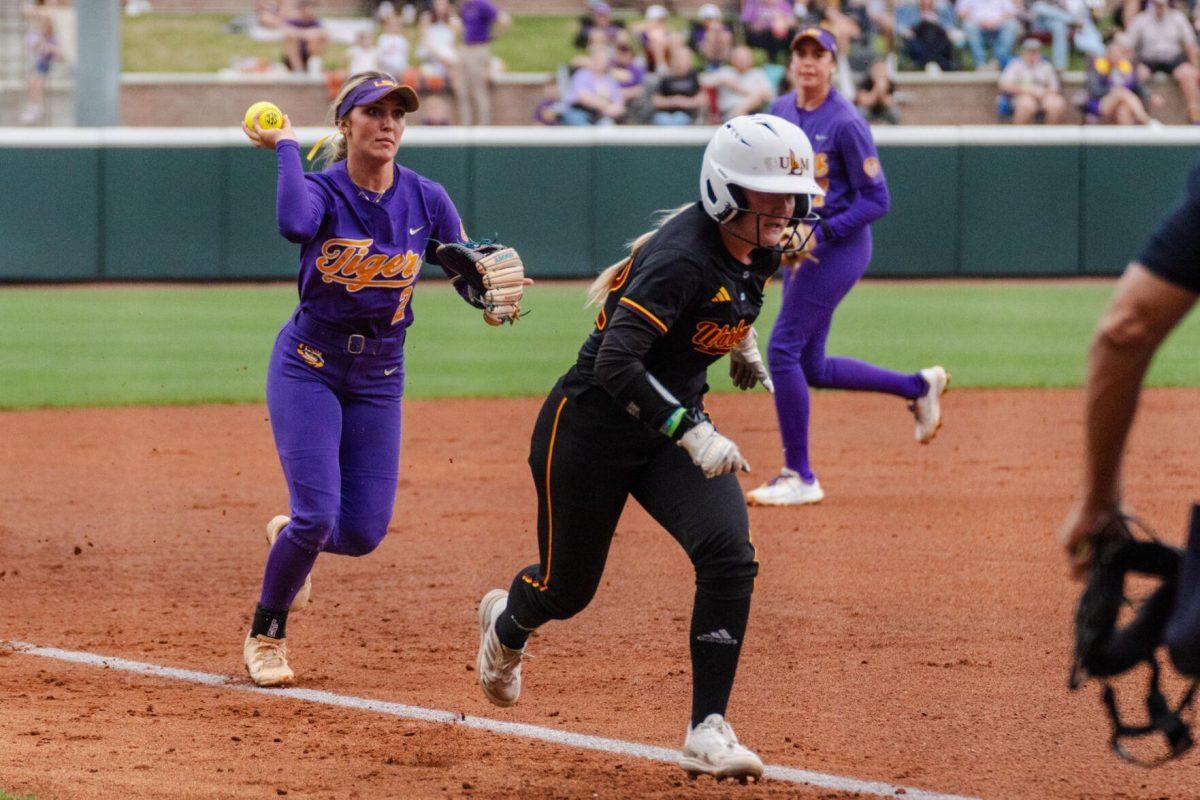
[336,76,419,120]
[592,1,612,14]
[790,26,838,55]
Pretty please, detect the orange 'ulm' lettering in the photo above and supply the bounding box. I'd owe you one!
[691,319,750,356]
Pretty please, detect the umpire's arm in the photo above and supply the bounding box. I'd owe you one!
[1058,264,1197,577]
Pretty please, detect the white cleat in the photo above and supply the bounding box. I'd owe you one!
[745,469,824,507]
[910,366,950,444]
[476,588,524,707]
[266,515,311,611]
[243,632,295,687]
[679,714,764,783]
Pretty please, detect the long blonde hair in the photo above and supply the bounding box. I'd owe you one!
[307,70,400,169]
[585,204,692,307]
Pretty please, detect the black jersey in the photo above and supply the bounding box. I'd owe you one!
[1141,163,1200,294]
[562,202,781,434]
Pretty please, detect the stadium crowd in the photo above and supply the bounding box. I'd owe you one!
[539,0,1200,126]
[18,0,1200,126]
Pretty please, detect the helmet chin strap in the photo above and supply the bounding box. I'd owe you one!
[720,207,821,254]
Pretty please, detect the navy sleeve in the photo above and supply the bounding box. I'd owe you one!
[1139,165,1200,294]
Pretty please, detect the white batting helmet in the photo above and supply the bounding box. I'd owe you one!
[699,114,824,224]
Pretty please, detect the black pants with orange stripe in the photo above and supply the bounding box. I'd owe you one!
[503,380,759,725]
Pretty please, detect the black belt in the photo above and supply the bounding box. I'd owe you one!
[291,312,405,357]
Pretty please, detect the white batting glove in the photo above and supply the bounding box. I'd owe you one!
[677,421,750,478]
[729,327,773,393]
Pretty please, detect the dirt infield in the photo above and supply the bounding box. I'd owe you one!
[2,389,1199,800]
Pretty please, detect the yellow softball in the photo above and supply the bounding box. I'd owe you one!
[244,101,284,131]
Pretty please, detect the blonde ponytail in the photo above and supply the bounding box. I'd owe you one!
[308,70,398,169]
[585,203,693,307]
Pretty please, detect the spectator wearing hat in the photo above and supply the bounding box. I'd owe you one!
[651,45,706,124]
[998,38,1066,123]
[700,44,774,119]
[955,0,1021,69]
[456,0,510,125]
[562,43,626,125]
[575,1,626,51]
[1126,0,1200,123]
[743,0,798,64]
[693,3,734,68]
[1085,34,1158,125]
[635,4,674,74]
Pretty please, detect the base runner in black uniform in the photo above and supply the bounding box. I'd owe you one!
[474,115,824,782]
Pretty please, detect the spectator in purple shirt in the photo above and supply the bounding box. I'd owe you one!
[563,44,626,125]
[611,35,652,121]
[283,0,330,74]
[575,1,626,50]
[743,0,797,64]
[456,0,510,125]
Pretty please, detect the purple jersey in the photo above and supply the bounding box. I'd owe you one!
[460,0,498,44]
[275,140,465,338]
[768,89,887,224]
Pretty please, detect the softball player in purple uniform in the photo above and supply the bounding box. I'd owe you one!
[474,115,822,782]
[240,71,526,687]
[747,27,949,507]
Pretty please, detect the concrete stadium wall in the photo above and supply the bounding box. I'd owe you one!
[116,70,1196,128]
[0,126,1195,281]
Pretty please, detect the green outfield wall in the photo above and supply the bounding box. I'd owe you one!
[1,127,1196,281]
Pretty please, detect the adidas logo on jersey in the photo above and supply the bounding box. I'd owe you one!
[710,287,732,303]
[696,628,738,645]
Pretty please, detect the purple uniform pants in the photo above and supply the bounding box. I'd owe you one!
[767,228,926,482]
[257,312,406,612]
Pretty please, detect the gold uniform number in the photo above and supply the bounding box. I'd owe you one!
[812,152,830,208]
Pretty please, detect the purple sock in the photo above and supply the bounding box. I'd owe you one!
[258,530,319,612]
[814,356,926,398]
[770,358,926,481]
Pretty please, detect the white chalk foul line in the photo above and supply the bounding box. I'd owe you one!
[7,640,980,800]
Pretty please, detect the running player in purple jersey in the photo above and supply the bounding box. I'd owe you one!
[746,27,949,507]
[239,71,526,687]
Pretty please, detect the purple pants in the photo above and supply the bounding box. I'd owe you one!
[767,228,926,482]
[257,312,406,612]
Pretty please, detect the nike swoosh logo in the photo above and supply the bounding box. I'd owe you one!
[384,366,399,376]
[814,135,827,141]
[408,226,425,235]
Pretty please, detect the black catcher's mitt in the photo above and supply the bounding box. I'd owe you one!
[1069,513,1196,766]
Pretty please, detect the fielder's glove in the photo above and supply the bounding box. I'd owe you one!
[436,241,527,326]
[677,421,750,478]
[729,327,773,393]
[780,223,819,269]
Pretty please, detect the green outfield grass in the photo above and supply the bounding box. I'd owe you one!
[3,280,1199,410]
[1,791,35,800]
[122,13,584,74]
